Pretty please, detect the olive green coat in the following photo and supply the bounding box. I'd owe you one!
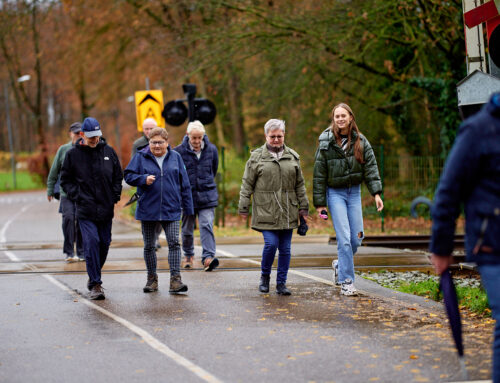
[313,128,382,207]
[238,144,309,231]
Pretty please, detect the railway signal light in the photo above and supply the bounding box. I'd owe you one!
[162,84,217,127]
[464,0,500,70]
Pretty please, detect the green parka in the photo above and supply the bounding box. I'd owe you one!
[313,128,382,207]
[239,144,309,231]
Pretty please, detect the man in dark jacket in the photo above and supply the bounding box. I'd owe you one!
[47,122,84,262]
[430,93,500,382]
[61,117,123,300]
[174,120,219,271]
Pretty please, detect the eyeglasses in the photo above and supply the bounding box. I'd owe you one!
[150,140,166,146]
[268,135,284,140]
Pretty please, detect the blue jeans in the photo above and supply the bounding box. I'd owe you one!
[261,230,293,284]
[479,264,500,383]
[181,208,216,262]
[327,186,364,283]
[78,219,112,289]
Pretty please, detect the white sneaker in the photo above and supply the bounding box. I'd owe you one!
[332,260,340,285]
[340,279,358,296]
[64,254,75,263]
[72,255,80,262]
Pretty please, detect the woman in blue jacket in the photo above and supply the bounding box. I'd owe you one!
[124,127,194,294]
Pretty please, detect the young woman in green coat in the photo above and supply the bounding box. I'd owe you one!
[313,103,383,296]
[239,119,309,295]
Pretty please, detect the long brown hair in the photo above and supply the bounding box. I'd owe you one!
[329,103,364,164]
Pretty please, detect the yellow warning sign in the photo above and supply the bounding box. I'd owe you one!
[135,90,165,131]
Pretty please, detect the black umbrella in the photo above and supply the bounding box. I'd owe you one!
[123,192,140,207]
[440,268,468,379]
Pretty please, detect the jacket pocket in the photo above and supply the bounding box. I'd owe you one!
[253,191,276,224]
[288,192,299,224]
[473,209,500,255]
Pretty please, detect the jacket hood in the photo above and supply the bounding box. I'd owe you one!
[139,144,172,161]
[258,143,300,160]
[181,134,212,149]
[75,137,107,149]
[318,127,361,149]
[318,127,333,143]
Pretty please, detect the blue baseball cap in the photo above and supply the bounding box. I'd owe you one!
[81,117,102,138]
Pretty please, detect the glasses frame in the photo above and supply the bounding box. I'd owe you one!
[150,140,167,146]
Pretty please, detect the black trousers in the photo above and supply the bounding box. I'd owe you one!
[60,196,83,256]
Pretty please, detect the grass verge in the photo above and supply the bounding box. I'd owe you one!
[396,279,490,317]
[0,171,44,192]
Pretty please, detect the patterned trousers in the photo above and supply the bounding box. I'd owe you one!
[141,220,181,276]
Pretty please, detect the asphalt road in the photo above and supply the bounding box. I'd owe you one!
[0,191,493,383]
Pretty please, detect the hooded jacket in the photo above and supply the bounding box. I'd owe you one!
[124,146,194,221]
[173,134,219,210]
[430,93,500,264]
[313,128,382,207]
[60,137,123,221]
[238,144,309,231]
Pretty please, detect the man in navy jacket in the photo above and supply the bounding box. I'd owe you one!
[431,93,500,382]
[174,120,220,271]
[61,117,123,300]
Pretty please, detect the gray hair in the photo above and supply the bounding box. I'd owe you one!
[187,120,205,135]
[264,119,285,135]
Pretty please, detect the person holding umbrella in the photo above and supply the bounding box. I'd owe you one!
[430,93,500,382]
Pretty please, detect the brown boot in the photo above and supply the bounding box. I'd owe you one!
[143,274,158,293]
[169,274,188,293]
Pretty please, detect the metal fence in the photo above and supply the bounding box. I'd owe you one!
[214,145,446,229]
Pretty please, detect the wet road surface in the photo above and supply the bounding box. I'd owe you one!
[0,191,493,383]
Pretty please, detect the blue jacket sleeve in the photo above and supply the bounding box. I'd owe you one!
[430,124,480,255]
[178,156,194,215]
[124,154,148,187]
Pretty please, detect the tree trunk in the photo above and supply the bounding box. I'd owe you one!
[227,68,245,155]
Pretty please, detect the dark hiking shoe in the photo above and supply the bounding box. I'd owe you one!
[89,284,105,300]
[203,257,219,272]
[276,283,291,296]
[259,275,270,293]
[143,274,158,293]
[169,275,188,294]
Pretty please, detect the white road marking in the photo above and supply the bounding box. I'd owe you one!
[2,213,224,383]
[43,274,223,383]
[0,205,29,244]
[215,247,334,286]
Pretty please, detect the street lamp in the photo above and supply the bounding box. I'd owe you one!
[3,74,31,189]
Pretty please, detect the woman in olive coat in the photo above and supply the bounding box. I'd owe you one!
[313,103,383,296]
[239,119,309,295]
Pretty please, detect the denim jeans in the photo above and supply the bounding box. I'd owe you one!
[181,208,216,262]
[261,229,293,284]
[479,263,500,383]
[78,219,112,289]
[327,186,364,283]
